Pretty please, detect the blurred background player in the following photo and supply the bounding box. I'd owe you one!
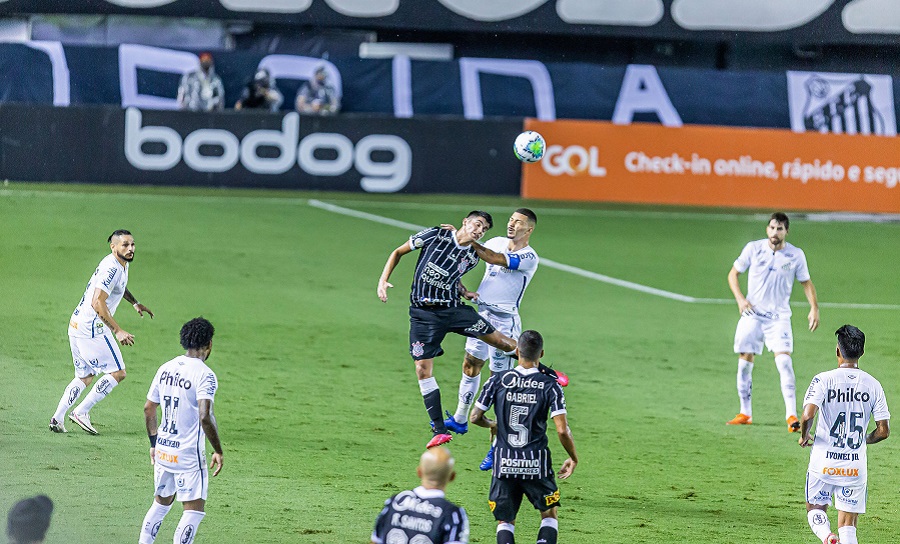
[470,330,577,544]
[377,211,521,449]
[234,68,283,112]
[6,495,53,544]
[140,317,223,544]
[799,325,890,544]
[50,229,154,435]
[295,65,340,116]
[442,209,543,470]
[177,51,225,112]
[371,447,469,544]
[727,212,819,431]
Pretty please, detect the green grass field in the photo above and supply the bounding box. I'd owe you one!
[1,183,898,544]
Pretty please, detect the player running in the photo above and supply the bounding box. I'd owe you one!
[139,317,223,544]
[726,212,820,431]
[50,229,154,435]
[371,447,469,544]
[470,330,578,544]
[442,209,545,471]
[800,325,889,544]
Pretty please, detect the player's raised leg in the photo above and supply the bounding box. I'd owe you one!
[416,356,452,448]
[446,352,484,434]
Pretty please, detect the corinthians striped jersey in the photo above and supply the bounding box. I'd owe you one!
[408,227,480,308]
[475,366,567,480]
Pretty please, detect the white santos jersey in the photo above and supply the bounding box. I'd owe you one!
[69,253,129,338]
[804,367,890,484]
[147,356,218,472]
[475,237,539,314]
[733,240,810,318]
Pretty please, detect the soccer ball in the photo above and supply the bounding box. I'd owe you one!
[513,131,545,163]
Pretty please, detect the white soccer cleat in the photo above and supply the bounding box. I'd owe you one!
[824,533,839,544]
[49,418,67,433]
[69,412,98,435]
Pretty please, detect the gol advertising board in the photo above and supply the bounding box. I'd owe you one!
[522,119,900,213]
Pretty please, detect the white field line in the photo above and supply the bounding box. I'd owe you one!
[309,199,900,311]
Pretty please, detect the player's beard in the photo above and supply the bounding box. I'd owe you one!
[119,251,134,262]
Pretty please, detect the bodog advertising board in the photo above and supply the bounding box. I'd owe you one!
[522,119,900,213]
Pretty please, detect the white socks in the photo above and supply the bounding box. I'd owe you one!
[74,374,118,415]
[173,510,205,544]
[807,510,832,541]
[453,373,480,423]
[839,526,858,544]
[418,377,438,396]
[737,359,753,416]
[139,501,172,544]
[775,354,797,419]
[53,378,85,421]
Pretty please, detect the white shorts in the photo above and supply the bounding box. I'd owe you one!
[69,334,125,378]
[733,314,793,355]
[806,471,867,513]
[465,308,520,373]
[154,464,208,502]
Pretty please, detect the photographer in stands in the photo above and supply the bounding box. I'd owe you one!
[234,68,283,112]
[295,65,340,116]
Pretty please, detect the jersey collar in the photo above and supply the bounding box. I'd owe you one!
[414,486,446,499]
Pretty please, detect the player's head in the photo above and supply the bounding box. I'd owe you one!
[417,446,456,490]
[180,317,215,360]
[507,208,537,241]
[835,324,865,361]
[516,329,544,364]
[108,229,135,262]
[461,210,493,241]
[199,52,214,72]
[7,495,53,544]
[766,212,789,246]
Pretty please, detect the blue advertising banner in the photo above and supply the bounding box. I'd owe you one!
[1,43,897,133]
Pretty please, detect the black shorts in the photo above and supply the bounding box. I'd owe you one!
[489,476,560,522]
[408,305,496,360]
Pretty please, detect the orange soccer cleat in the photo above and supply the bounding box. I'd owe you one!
[726,413,753,425]
[787,415,801,433]
[823,533,839,544]
[426,433,453,449]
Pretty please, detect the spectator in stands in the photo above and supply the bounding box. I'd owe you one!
[177,52,225,112]
[7,495,53,544]
[295,65,340,116]
[235,68,283,112]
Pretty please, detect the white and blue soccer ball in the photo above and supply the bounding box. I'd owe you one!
[513,131,545,163]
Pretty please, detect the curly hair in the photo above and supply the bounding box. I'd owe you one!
[180,317,215,350]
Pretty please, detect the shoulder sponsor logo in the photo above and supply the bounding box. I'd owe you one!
[501,373,545,389]
[392,491,443,517]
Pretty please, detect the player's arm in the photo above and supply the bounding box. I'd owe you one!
[727,266,752,314]
[469,240,508,266]
[91,288,134,346]
[798,402,818,447]
[123,288,154,318]
[552,413,578,479]
[866,419,890,445]
[144,399,159,466]
[377,242,413,303]
[799,279,819,331]
[469,406,496,430]
[199,399,224,476]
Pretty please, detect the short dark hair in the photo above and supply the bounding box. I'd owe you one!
[180,317,215,350]
[108,229,132,243]
[770,212,790,230]
[7,495,53,543]
[836,325,865,359]
[466,210,493,230]
[517,330,543,362]
[514,208,537,225]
